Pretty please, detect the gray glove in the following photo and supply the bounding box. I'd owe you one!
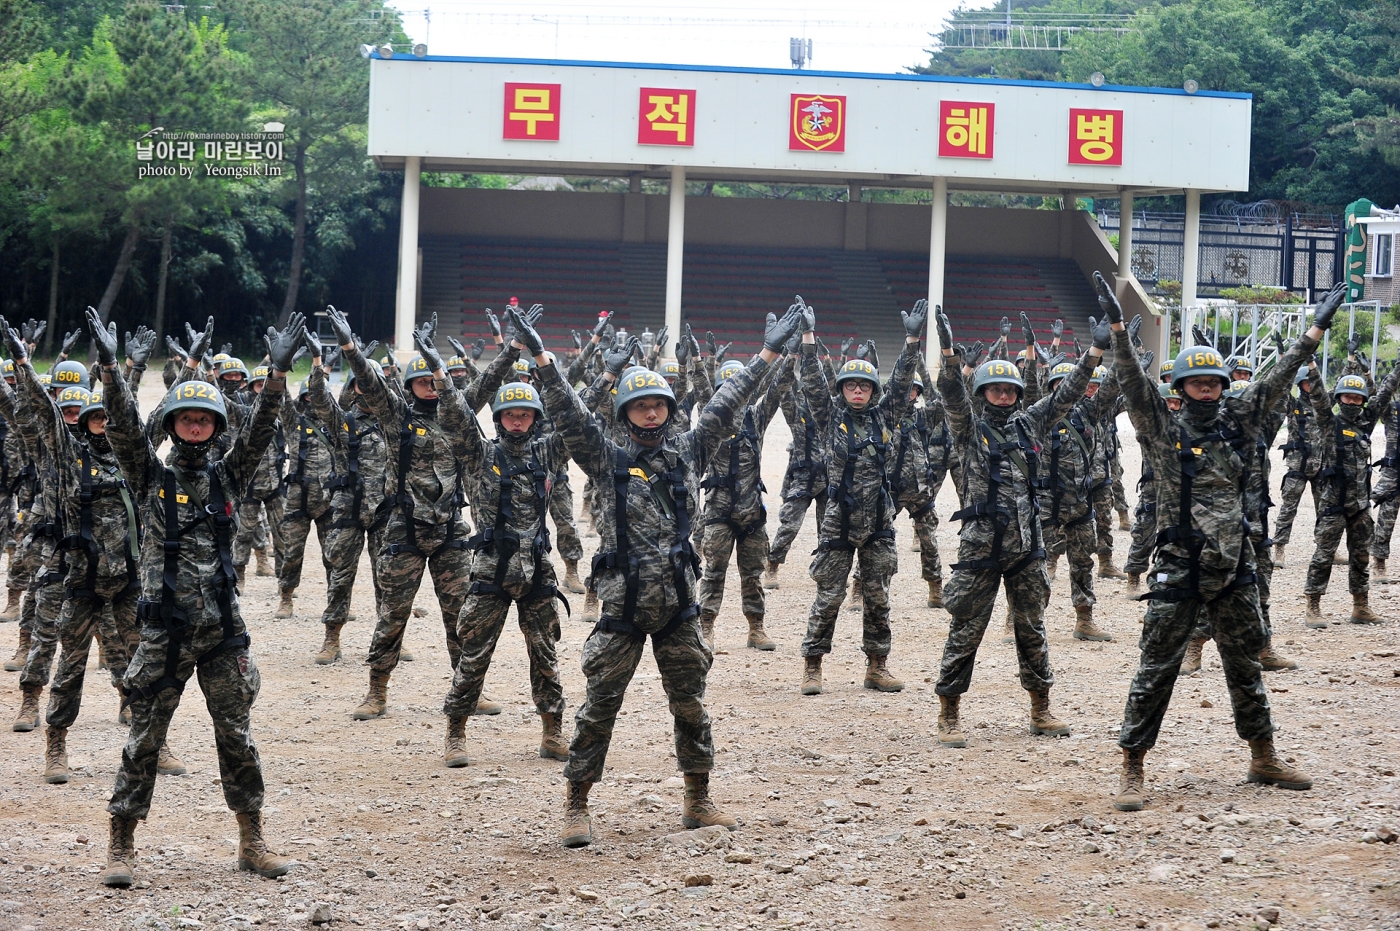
[471,338,486,361]
[322,345,341,369]
[185,316,215,361]
[592,311,614,339]
[484,309,502,341]
[676,328,692,364]
[903,299,928,338]
[864,340,880,370]
[447,337,467,361]
[604,337,638,377]
[264,312,306,373]
[165,336,187,363]
[302,327,323,360]
[59,329,82,357]
[934,307,953,352]
[126,326,156,366]
[1092,271,1123,324]
[1021,311,1034,348]
[1051,318,1064,340]
[795,295,815,333]
[999,316,1010,339]
[1347,332,1361,355]
[412,314,445,373]
[0,317,25,363]
[764,307,802,352]
[1127,314,1143,347]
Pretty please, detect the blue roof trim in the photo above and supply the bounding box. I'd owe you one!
[374,54,1252,100]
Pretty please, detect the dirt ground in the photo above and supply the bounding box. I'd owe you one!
[0,377,1397,931]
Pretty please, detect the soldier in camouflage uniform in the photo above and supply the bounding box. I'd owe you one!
[933,308,1102,748]
[270,377,338,620]
[1,358,39,640]
[1125,383,1180,593]
[1300,358,1400,627]
[1370,353,1400,579]
[518,304,800,849]
[763,342,832,590]
[89,309,300,887]
[888,366,944,609]
[1102,273,1322,812]
[798,302,927,697]
[231,365,284,582]
[1271,360,1325,568]
[1089,383,1131,580]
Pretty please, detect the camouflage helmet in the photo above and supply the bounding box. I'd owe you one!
[217,356,249,382]
[1332,373,1369,401]
[1159,358,1175,381]
[660,360,681,381]
[1090,365,1108,385]
[446,355,468,374]
[911,371,924,391]
[0,359,12,381]
[1227,378,1252,397]
[1157,382,1179,400]
[512,359,531,375]
[79,386,105,429]
[379,355,396,373]
[972,359,1024,398]
[250,365,269,385]
[56,385,90,411]
[1170,346,1230,392]
[1047,361,1077,385]
[492,381,545,418]
[161,379,229,436]
[402,355,433,385]
[51,359,90,391]
[613,365,676,417]
[833,358,880,397]
[714,359,744,387]
[1294,365,1311,386]
[525,351,557,371]
[1228,355,1254,376]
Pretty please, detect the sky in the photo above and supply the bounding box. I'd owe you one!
[387,0,978,75]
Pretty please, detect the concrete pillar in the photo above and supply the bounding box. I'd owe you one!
[663,165,686,358]
[927,177,948,372]
[1117,190,1134,280]
[848,181,862,203]
[1182,189,1201,344]
[394,155,421,360]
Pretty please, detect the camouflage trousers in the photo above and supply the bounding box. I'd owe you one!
[1272,467,1321,547]
[318,509,371,629]
[698,519,769,625]
[1124,498,1158,576]
[1092,484,1115,557]
[1305,506,1373,596]
[1194,539,1277,646]
[564,613,713,784]
[277,500,333,595]
[46,578,140,729]
[8,524,45,593]
[768,487,828,566]
[1118,552,1272,750]
[110,619,263,821]
[19,557,66,690]
[898,498,942,582]
[233,493,285,575]
[1370,466,1400,560]
[801,536,895,658]
[1110,454,1129,514]
[365,516,470,674]
[0,492,14,554]
[549,473,583,564]
[1044,508,1097,608]
[936,547,1053,695]
[442,577,564,719]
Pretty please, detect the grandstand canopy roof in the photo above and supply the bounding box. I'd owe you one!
[368,55,1252,197]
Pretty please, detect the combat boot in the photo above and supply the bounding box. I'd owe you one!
[580,589,600,624]
[539,711,568,761]
[800,656,822,696]
[699,613,716,647]
[352,671,389,720]
[117,701,131,726]
[1126,573,1142,596]
[1118,510,1131,532]
[1273,543,1286,567]
[937,694,967,748]
[1180,636,1207,675]
[1001,607,1015,644]
[681,772,738,831]
[1350,592,1385,624]
[1073,606,1113,642]
[254,547,273,577]
[1113,747,1147,811]
[12,684,40,731]
[561,780,594,848]
[0,588,20,622]
[1372,557,1389,582]
[314,624,343,665]
[562,559,585,594]
[1097,554,1128,580]
[99,815,137,887]
[157,740,186,776]
[273,588,294,619]
[763,561,780,590]
[1304,593,1326,628]
[473,695,502,715]
[236,562,246,585]
[5,625,31,671]
[863,655,905,692]
[235,810,296,878]
[1246,738,1313,790]
[43,726,69,784]
[847,583,863,613]
[745,614,775,651]
[1258,644,1299,671]
[926,577,944,609]
[443,716,469,768]
[1046,553,1059,581]
[1028,690,1070,737]
[96,634,110,670]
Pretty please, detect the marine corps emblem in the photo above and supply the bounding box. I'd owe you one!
[789,94,845,152]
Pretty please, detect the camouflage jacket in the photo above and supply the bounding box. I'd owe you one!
[439,377,570,590]
[942,350,1095,560]
[804,340,919,547]
[1116,331,1316,597]
[279,389,337,518]
[0,379,56,546]
[1279,388,1323,476]
[778,382,829,499]
[700,352,793,531]
[1309,364,1400,518]
[104,366,285,627]
[538,355,769,627]
[307,366,387,528]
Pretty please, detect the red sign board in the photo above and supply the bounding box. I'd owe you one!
[938,100,994,159]
[638,87,696,146]
[1068,108,1123,165]
[789,94,846,152]
[503,83,561,140]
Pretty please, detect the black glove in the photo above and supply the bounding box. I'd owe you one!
[1140,350,1155,371]
[704,330,717,358]
[471,338,486,361]
[795,295,816,333]
[864,340,880,370]
[1051,318,1064,340]
[264,312,306,373]
[84,307,117,366]
[655,325,669,355]
[1089,315,1112,351]
[219,342,233,355]
[0,318,25,363]
[505,308,545,357]
[1092,271,1124,325]
[854,342,869,361]
[815,335,832,358]
[290,346,307,367]
[185,317,215,361]
[1127,314,1143,348]
[999,315,1010,339]
[361,339,379,361]
[325,306,356,348]
[785,331,801,354]
[592,311,614,340]
[675,328,692,364]
[20,319,42,348]
[303,326,323,360]
[840,337,854,358]
[484,309,502,341]
[526,303,545,327]
[572,330,583,351]
[1192,324,1214,349]
[165,336,188,363]
[447,337,467,361]
[322,345,341,369]
[126,326,155,367]
[1347,332,1361,355]
[1273,330,1284,355]
[934,307,953,352]
[1035,343,1051,366]
[903,299,928,338]
[1358,349,1370,370]
[1047,352,1068,369]
[1073,338,1083,359]
[59,329,82,358]
[1020,311,1034,348]
[968,341,989,367]
[685,324,700,360]
[1312,282,1346,330]
[764,306,801,353]
[604,337,637,377]
[716,341,732,363]
[412,314,445,373]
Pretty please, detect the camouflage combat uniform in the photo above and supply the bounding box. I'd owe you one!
[1272,384,1324,549]
[766,380,829,568]
[231,406,285,577]
[1089,395,1127,560]
[889,391,940,584]
[105,369,285,821]
[1114,332,1316,752]
[1371,387,1400,563]
[275,388,337,602]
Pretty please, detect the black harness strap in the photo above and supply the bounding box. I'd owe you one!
[59,449,139,604]
[818,409,893,553]
[951,419,1044,575]
[702,409,766,538]
[1320,417,1366,519]
[328,411,376,530]
[466,443,566,614]
[378,412,468,557]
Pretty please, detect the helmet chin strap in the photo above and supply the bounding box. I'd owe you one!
[628,421,667,443]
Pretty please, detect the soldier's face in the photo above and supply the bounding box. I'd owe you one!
[982,384,1018,407]
[221,375,246,390]
[61,407,80,425]
[842,379,874,409]
[173,410,216,443]
[626,397,670,430]
[1231,370,1250,381]
[85,411,107,435]
[411,378,438,401]
[1181,375,1224,401]
[1166,397,1182,412]
[251,380,264,394]
[909,386,921,402]
[1339,393,1365,406]
[1085,383,1100,398]
[499,408,536,434]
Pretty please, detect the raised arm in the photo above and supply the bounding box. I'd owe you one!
[414,318,491,473]
[464,341,522,414]
[327,306,406,428]
[222,316,300,493]
[83,310,157,498]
